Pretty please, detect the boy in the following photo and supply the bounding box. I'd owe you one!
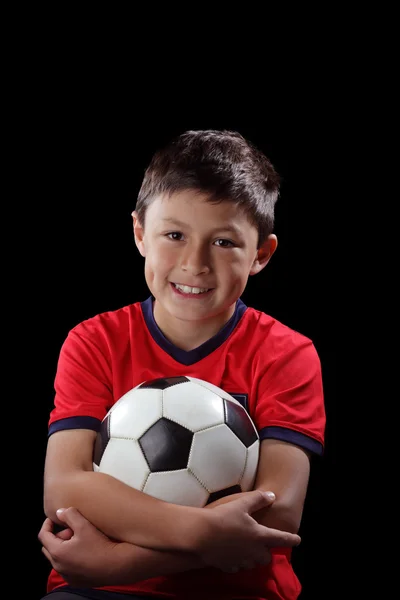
[38,130,326,600]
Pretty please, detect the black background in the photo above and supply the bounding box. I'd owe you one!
[20,63,337,599]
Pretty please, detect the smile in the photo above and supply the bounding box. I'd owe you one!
[171,283,214,297]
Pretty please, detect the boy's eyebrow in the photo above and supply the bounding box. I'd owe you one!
[161,217,243,236]
[161,218,190,228]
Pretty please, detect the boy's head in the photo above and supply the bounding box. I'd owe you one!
[135,129,280,249]
[132,130,280,342]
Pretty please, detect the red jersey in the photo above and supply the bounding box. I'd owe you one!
[46,297,325,600]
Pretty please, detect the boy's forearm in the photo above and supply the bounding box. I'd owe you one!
[107,543,204,585]
[45,470,207,553]
[206,490,300,534]
[79,491,290,586]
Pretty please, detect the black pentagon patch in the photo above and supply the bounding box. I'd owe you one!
[138,376,189,390]
[93,413,111,466]
[206,485,242,505]
[139,417,193,471]
[223,399,258,448]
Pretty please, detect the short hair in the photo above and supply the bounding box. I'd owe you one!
[135,129,280,247]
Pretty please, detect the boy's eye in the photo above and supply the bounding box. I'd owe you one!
[165,233,234,247]
[214,239,234,248]
[166,232,184,241]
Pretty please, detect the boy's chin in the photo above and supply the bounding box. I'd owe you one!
[166,300,235,323]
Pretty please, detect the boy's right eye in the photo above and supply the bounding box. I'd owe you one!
[166,232,184,241]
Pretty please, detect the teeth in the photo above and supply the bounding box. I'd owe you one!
[174,284,209,294]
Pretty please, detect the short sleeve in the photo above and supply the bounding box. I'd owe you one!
[48,325,114,436]
[254,339,326,455]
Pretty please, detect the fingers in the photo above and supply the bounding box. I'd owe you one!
[38,517,54,544]
[38,515,72,548]
[41,546,53,563]
[55,507,89,532]
[258,525,301,547]
[39,528,61,567]
[39,517,54,534]
[237,490,276,513]
[56,528,73,541]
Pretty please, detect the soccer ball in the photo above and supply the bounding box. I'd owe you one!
[93,376,260,507]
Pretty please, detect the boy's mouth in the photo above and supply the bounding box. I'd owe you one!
[171,282,213,296]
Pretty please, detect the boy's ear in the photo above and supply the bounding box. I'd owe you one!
[132,211,146,257]
[250,234,278,275]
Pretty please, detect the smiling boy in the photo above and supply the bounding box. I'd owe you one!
[39,130,325,600]
[135,188,276,351]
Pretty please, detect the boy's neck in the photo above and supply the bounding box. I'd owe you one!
[153,301,236,352]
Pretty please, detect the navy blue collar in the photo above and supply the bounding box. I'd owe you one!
[141,296,247,366]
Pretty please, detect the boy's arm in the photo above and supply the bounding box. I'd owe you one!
[252,438,311,533]
[39,509,204,588]
[207,438,311,534]
[40,437,308,587]
[39,502,273,588]
[43,429,300,573]
[43,429,201,552]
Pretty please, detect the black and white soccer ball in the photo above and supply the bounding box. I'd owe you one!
[93,376,260,507]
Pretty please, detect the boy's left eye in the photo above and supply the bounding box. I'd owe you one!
[214,239,234,247]
[166,232,184,241]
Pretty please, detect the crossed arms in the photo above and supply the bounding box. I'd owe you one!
[39,429,310,587]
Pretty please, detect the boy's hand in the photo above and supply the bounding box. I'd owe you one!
[38,508,122,587]
[195,490,300,572]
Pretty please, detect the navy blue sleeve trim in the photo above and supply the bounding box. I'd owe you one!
[259,425,323,456]
[48,416,102,437]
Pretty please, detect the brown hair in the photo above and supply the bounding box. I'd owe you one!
[135,129,280,247]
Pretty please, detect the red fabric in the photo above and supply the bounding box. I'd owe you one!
[47,299,325,599]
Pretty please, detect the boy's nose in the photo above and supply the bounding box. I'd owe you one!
[180,245,211,275]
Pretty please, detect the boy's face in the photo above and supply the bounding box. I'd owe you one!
[133,190,276,332]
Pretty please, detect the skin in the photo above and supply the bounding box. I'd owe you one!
[40,190,310,583]
[40,441,309,586]
[133,190,277,350]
